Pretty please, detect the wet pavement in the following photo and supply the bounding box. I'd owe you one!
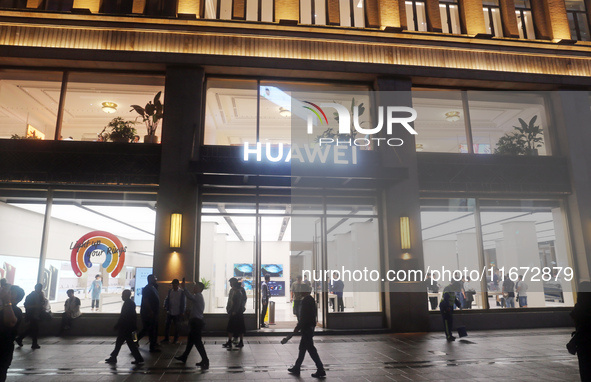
[7,328,580,381]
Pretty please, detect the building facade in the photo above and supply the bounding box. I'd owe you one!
[0,0,590,333]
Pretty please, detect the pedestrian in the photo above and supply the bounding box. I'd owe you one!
[16,283,45,349]
[0,283,25,382]
[330,273,345,312]
[88,274,102,311]
[104,289,144,365]
[439,291,461,341]
[60,289,81,333]
[286,284,326,378]
[570,281,591,382]
[222,278,245,349]
[291,275,304,320]
[174,278,209,370]
[161,279,185,344]
[426,272,439,310]
[137,274,160,352]
[261,274,271,328]
[502,276,515,308]
[516,275,528,307]
[463,277,476,309]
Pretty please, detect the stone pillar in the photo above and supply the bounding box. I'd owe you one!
[499,0,520,37]
[530,0,551,39]
[378,0,405,29]
[327,0,340,25]
[551,92,591,286]
[543,0,572,39]
[425,0,442,32]
[459,0,486,35]
[153,66,204,289]
[375,77,428,332]
[275,0,299,22]
[552,207,574,305]
[233,0,246,19]
[365,0,381,27]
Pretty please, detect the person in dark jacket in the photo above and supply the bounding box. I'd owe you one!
[174,279,209,369]
[286,284,325,378]
[0,284,24,382]
[105,289,144,365]
[261,274,271,328]
[15,283,44,349]
[440,291,461,341]
[570,281,591,381]
[137,274,160,352]
[222,278,245,349]
[161,278,185,344]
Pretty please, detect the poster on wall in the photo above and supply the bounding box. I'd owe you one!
[70,230,126,278]
[233,263,253,277]
[134,267,153,306]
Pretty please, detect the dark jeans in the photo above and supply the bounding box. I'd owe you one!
[91,299,99,309]
[110,332,143,362]
[0,343,14,382]
[261,302,268,325]
[180,318,208,362]
[578,347,591,382]
[442,314,453,339]
[294,326,323,370]
[17,318,39,346]
[164,314,181,342]
[137,317,158,348]
[293,300,302,320]
[336,293,344,312]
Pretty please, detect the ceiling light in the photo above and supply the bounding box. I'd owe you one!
[415,143,424,152]
[279,107,291,118]
[445,111,460,122]
[101,101,118,113]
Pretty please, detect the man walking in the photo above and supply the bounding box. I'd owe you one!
[105,290,144,365]
[286,284,326,378]
[16,283,44,349]
[261,274,271,328]
[162,279,185,344]
[174,278,209,370]
[291,275,304,320]
[137,274,160,352]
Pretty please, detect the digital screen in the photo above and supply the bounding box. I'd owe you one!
[234,263,253,277]
[241,279,253,291]
[261,264,283,277]
[267,281,285,297]
[134,267,153,306]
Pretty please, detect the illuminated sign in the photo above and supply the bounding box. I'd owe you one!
[26,124,45,140]
[243,143,358,164]
[70,231,126,277]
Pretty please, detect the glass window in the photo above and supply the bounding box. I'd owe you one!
[406,0,428,31]
[62,73,164,143]
[483,0,503,37]
[300,0,327,25]
[0,70,63,141]
[479,199,574,308]
[468,91,550,155]
[412,90,468,153]
[514,0,535,39]
[566,0,591,41]
[440,0,461,34]
[421,199,482,310]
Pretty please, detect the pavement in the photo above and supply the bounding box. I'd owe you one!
[6,328,581,381]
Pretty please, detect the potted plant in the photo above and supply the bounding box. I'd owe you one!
[101,117,137,143]
[494,116,543,155]
[130,91,163,144]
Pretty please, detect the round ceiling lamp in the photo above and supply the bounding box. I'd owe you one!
[279,107,291,118]
[445,111,460,122]
[101,101,118,113]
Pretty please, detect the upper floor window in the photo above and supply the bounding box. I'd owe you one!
[565,0,591,41]
[339,0,366,27]
[514,0,535,39]
[203,0,274,22]
[406,0,428,31]
[483,0,503,37]
[300,0,327,25]
[439,0,461,34]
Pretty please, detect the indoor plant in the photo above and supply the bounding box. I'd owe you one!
[101,117,137,143]
[494,115,543,155]
[130,91,163,144]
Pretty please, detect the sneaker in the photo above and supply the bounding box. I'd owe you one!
[260,323,268,328]
[287,366,300,376]
[196,360,209,370]
[15,338,23,347]
[311,369,326,378]
[105,357,117,364]
[237,340,244,348]
[232,337,239,345]
[31,344,40,349]
[222,341,232,349]
[131,359,144,365]
[446,336,456,342]
[174,356,187,363]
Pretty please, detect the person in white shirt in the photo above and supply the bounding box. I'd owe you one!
[161,279,185,344]
[516,275,528,307]
[174,279,209,370]
[60,289,81,332]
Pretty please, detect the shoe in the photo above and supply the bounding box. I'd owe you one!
[260,323,268,328]
[222,341,232,349]
[131,359,144,365]
[174,356,187,363]
[149,347,161,353]
[15,338,23,347]
[446,336,456,342]
[160,339,169,344]
[232,337,239,345]
[237,340,244,348]
[288,366,300,376]
[196,360,209,370]
[311,369,326,378]
[105,357,117,364]
[31,344,40,349]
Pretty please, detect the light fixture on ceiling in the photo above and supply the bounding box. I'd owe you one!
[445,111,460,122]
[279,107,291,118]
[415,143,424,152]
[101,101,118,113]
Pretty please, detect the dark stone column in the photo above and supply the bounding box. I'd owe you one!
[375,77,429,333]
[153,66,204,289]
